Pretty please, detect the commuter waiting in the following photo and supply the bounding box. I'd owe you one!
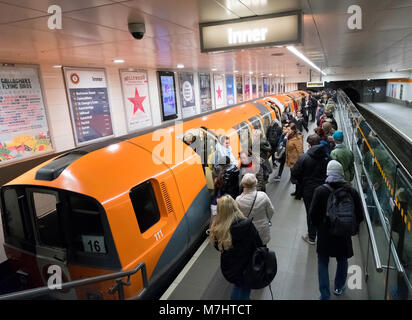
[310,160,364,300]
[285,123,304,196]
[291,134,329,245]
[208,195,263,300]
[236,173,275,246]
[330,131,355,182]
[272,124,289,182]
[239,150,265,192]
[215,135,239,167]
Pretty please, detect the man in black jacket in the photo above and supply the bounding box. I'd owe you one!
[309,160,364,300]
[291,134,330,244]
[266,120,282,166]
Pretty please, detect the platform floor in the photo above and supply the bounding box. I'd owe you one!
[360,102,412,140]
[162,121,368,301]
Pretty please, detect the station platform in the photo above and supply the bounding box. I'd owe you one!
[161,121,368,301]
[359,102,412,141]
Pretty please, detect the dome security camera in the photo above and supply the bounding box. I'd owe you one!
[128,22,146,40]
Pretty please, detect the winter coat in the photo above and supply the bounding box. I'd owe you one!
[290,144,330,198]
[330,144,355,182]
[294,116,308,133]
[266,123,282,149]
[309,181,364,258]
[285,134,304,168]
[236,191,275,245]
[218,218,263,284]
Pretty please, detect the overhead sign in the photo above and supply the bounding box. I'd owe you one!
[0,65,53,164]
[64,67,114,146]
[199,11,302,53]
[306,81,325,88]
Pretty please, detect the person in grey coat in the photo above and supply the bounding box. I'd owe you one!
[236,173,275,245]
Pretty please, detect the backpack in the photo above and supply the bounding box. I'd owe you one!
[323,184,358,237]
[243,246,277,289]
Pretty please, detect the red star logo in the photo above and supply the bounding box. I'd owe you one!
[216,86,222,99]
[128,88,146,115]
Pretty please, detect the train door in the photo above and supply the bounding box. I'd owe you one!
[26,187,77,299]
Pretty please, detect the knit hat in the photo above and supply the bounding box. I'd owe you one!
[332,131,344,142]
[327,160,344,178]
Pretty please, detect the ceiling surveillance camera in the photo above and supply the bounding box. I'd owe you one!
[128,22,146,40]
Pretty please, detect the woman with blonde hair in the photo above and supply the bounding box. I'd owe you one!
[236,173,275,245]
[208,195,263,300]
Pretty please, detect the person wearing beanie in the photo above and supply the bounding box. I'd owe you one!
[330,131,355,182]
[309,160,364,300]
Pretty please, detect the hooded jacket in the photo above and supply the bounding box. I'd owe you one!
[218,218,263,284]
[291,144,330,196]
[330,143,355,182]
[309,179,364,258]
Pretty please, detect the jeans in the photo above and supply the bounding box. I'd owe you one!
[231,283,251,300]
[303,194,317,241]
[318,255,348,300]
[277,156,286,177]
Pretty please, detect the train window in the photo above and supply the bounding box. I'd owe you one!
[3,188,25,239]
[130,181,161,234]
[69,195,107,255]
[31,191,64,248]
[262,113,272,132]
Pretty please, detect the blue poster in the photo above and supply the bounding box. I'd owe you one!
[263,77,268,95]
[160,75,177,118]
[226,74,235,105]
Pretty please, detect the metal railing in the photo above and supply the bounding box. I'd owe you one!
[336,90,406,276]
[0,262,148,300]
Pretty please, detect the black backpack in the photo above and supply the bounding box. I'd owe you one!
[243,247,277,289]
[323,184,358,237]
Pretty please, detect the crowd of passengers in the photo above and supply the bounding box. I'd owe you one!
[206,90,364,300]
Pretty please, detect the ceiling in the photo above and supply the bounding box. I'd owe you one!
[0,0,411,81]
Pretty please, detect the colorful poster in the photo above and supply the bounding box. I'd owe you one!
[258,77,263,97]
[263,77,269,95]
[64,68,113,146]
[226,74,235,105]
[236,75,243,103]
[252,77,257,99]
[178,72,196,118]
[213,74,226,109]
[120,70,152,132]
[158,72,178,121]
[199,73,212,113]
[244,75,250,100]
[0,65,52,164]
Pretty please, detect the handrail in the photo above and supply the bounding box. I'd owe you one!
[337,90,405,274]
[336,96,382,272]
[0,262,148,300]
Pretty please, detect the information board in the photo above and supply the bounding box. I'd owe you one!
[213,74,226,109]
[226,74,235,105]
[64,67,113,146]
[120,70,153,132]
[179,72,196,118]
[199,73,212,113]
[0,65,52,164]
[236,74,243,103]
[158,71,178,121]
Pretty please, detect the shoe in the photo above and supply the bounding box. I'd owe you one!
[290,192,296,196]
[302,234,316,245]
[333,286,346,296]
[295,196,302,200]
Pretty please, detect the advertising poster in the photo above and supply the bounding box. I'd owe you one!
[178,72,196,118]
[158,72,178,121]
[120,70,152,132]
[258,77,263,97]
[263,77,269,95]
[236,74,243,103]
[226,74,235,105]
[252,76,257,99]
[244,75,250,100]
[0,65,52,164]
[64,68,113,146]
[213,74,226,109]
[199,73,212,113]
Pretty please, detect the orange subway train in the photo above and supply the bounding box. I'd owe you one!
[0,91,306,300]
